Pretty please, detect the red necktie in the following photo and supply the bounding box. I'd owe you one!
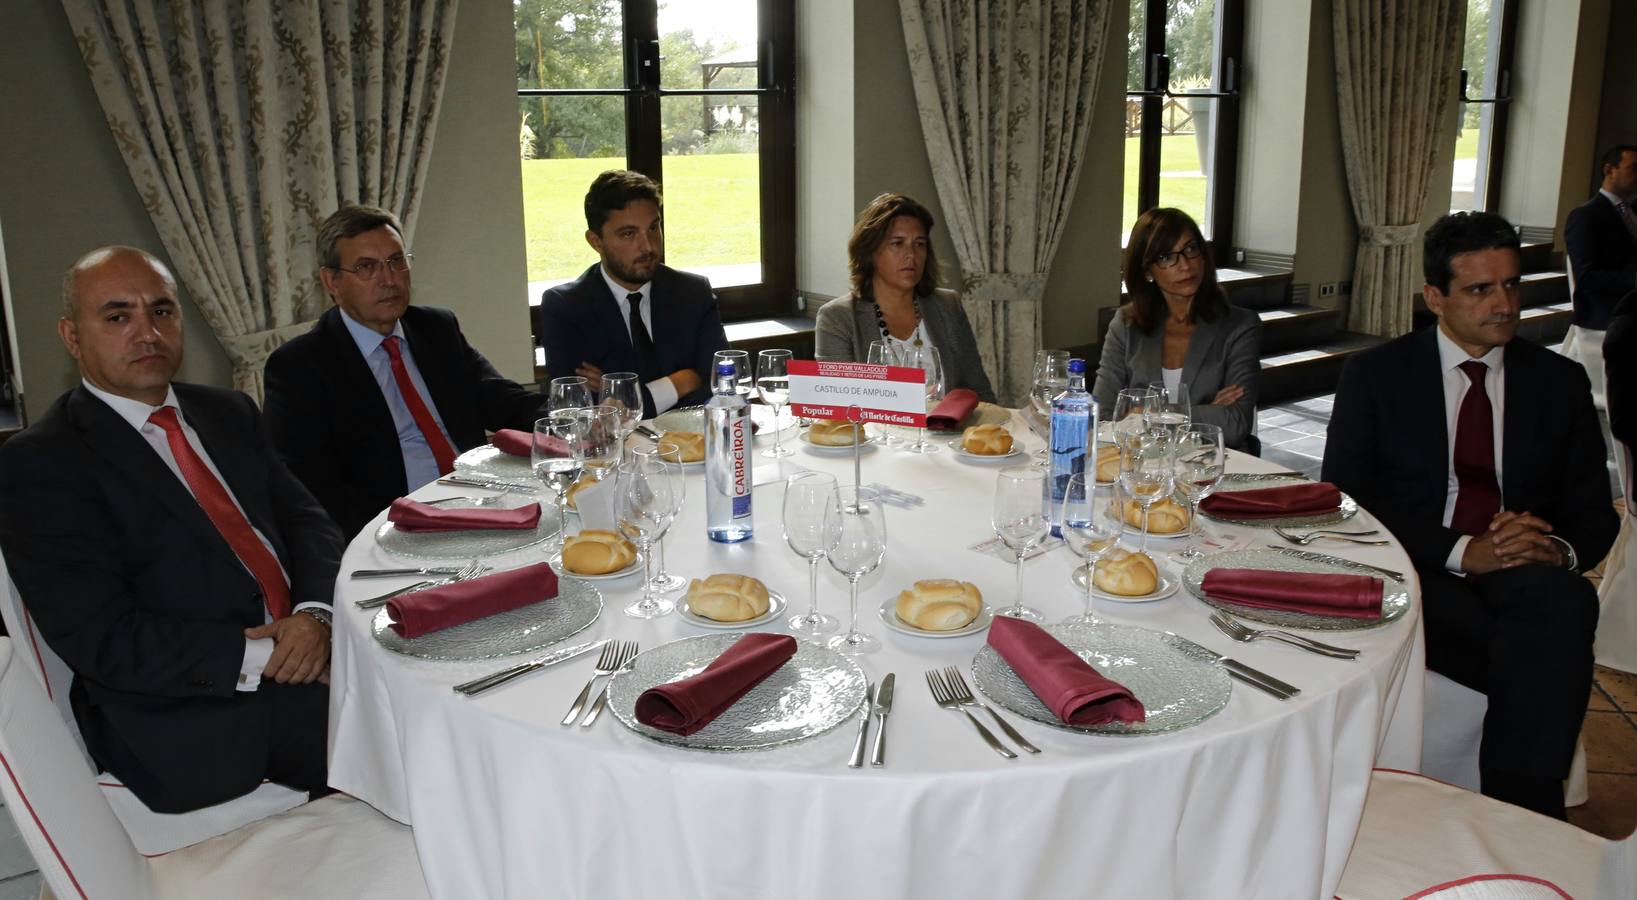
[147,407,292,620]
[1450,360,1501,536]
[381,336,457,475]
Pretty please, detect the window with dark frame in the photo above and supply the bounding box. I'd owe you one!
[1450,0,1517,213]
[515,0,795,351]
[1122,0,1243,254]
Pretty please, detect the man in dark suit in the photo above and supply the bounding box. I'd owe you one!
[0,247,341,813]
[264,205,548,538]
[538,170,729,417]
[1323,212,1617,819]
[1562,145,1637,403]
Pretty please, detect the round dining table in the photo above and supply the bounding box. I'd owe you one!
[327,409,1425,900]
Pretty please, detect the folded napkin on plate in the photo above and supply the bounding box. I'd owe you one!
[386,561,559,638]
[491,428,569,458]
[387,498,542,532]
[635,633,797,736]
[1201,567,1382,619]
[986,617,1145,726]
[926,389,979,431]
[1199,482,1342,518]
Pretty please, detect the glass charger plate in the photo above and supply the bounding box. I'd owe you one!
[1070,564,1180,603]
[607,634,867,751]
[374,497,559,560]
[370,577,601,661]
[877,598,993,638]
[453,445,535,482]
[1199,473,1360,528]
[952,446,1024,462]
[558,552,644,582]
[971,622,1230,736]
[678,589,788,630]
[652,404,797,441]
[1181,547,1410,630]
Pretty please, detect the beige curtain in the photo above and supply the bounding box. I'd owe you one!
[900,0,1111,405]
[62,0,459,398]
[1332,0,1464,336]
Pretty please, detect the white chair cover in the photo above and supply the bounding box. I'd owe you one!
[1596,440,1637,673]
[1560,256,1608,410]
[1421,672,1587,807]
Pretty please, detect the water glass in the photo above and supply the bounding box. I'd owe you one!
[783,471,839,635]
[867,341,900,445]
[714,349,753,401]
[823,486,885,655]
[644,441,689,594]
[549,376,593,412]
[1112,387,1158,449]
[532,413,585,551]
[598,372,643,448]
[1173,423,1224,560]
[1030,351,1070,466]
[1061,472,1123,624]
[1119,429,1175,552]
[617,445,679,619]
[1146,380,1192,440]
[992,466,1049,620]
[898,345,943,454]
[757,350,794,458]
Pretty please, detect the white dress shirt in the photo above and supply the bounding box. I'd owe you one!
[339,309,456,491]
[82,380,324,691]
[600,265,680,414]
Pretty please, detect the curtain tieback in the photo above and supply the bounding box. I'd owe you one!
[1357,224,1421,247]
[961,272,1049,305]
[218,318,324,372]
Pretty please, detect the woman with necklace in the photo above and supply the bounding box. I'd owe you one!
[1093,207,1260,450]
[815,193,997,403]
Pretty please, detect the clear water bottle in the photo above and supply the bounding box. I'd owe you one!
[1045,358,1097,535]
[705,360,754,542]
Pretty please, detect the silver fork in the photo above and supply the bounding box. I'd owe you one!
[562,641,635,725]
[926,669,1017,759]
[1210,612,1360,659]
[355,559,488,609]
[941,667,1041,754]
[579,643,639,727]
[1272,526,1388,546]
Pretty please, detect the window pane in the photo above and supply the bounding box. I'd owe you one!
[520,95,627,289]
[1123,0,1147,240]
[659,0,759,90]
[1156,97,1214,234]
[514,1,625,90]
[1451,0,1503,211]
[659,94,761,288]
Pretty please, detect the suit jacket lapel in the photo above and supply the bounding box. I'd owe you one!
[320,308,399,442]
[1180,315,1221,392]
[1129,324,1161,387]
[1500,342,1536,506]
[177,390,283,553]
[585,266,638,360]
[1413,328,1451,484]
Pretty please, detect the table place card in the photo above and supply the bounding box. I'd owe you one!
[787,360,929,427]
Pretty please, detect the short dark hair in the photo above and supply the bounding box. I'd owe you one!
[317,205,404,269]
[846,192,941,301]
[1602,145,1637,170]
[1120,207,1226,333]
[584,170,662,233]
[1423,211,1520,293]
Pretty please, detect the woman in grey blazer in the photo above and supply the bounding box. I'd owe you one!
[1093,208,1259,450]
[814,193,997,403]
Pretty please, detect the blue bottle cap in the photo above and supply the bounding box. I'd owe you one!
[716,362,737,377]
[1067,358,1086,374]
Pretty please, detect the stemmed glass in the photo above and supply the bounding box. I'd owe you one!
[1119,429,1175,553]
[644,441,689,593]
[617,445,679,619]
[532,413,585,551]
[549,376,593,411]
[1146,380,1192,440]
[598,372,643,455]
[783,471,839,635]
[1030,351,1070,466]
[714,350,753,401]
[992,466,1050,621]
[898,345,943,454]
[1061,472,1123,624]
[1112,387,1158,449]
[1173,423,1224,561]
[866,341,899,445]
[823,486,885,655]
[757,350,794,458]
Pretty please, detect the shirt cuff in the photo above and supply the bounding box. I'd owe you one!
[1548,535,1579,570]
[239,638,274,692]
[293,601,329,616]
[647,376,680,415]
[1444,535,1472,574]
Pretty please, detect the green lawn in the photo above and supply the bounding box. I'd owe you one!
[521,154,761,283]
[1122,133,1211,234]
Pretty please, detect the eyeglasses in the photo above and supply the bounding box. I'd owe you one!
[1152,240,1204,270]
[332,253,414,279]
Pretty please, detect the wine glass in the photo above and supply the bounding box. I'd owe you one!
[573,405,623,491]
[1146,380,1192,440]
[1061,472,1123,624]
[992,466,1049,620]
[823,486,885,655]
[1119,429,1175,553]
[1112,387,1158,449]
[532,413,585,551]
[783,471,839,635]
[1173,423,1224,561]
[714,350,753,401]
[757,350,794,458]
[1030,351,1070,466]
[549,376,592,412]
[899,345,943,454]
[866,341,900,445]
[617,445,679,619]
[598,372,643,453]
[644,441,689,593]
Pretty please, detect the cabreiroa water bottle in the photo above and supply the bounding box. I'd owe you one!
[705,361,753,542]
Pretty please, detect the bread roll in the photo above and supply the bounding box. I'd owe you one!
[961,424,1014,455]
[658,431,705,462]
[894,579,983,631]
[1092,548,1159,596]
[1094,444,1121,483]
[685,573,772,622]
[1120,497,1190,534]
[808,419,863,446]
[564,477,594,511]
[561,529,638,575]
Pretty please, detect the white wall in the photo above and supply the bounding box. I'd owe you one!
[1499,0,1603,236]
[1235,0,1313,256]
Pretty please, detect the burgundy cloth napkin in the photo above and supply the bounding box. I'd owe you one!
[491,428,570,458]
[1199,482,1342,518]
[1201,568,1383,619]
[986,617,1145,726]
[926,389,980,431]
[387,498,542,532]
[635,633,797,736]
[386,561,559,638]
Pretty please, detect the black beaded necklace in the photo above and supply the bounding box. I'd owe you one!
[871,293,924,348]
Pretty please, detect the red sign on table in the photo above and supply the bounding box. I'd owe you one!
[786,360,929,427]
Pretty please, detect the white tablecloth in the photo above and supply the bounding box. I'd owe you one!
[328,411,1424,900]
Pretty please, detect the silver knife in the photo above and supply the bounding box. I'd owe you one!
[351,567,466,578]
[453,640,607,696]
[1261,545,1405,583]
[1164,634,1299,700]
[438,475,540,493]
[848,682,874,768]
[869,673,895,767]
